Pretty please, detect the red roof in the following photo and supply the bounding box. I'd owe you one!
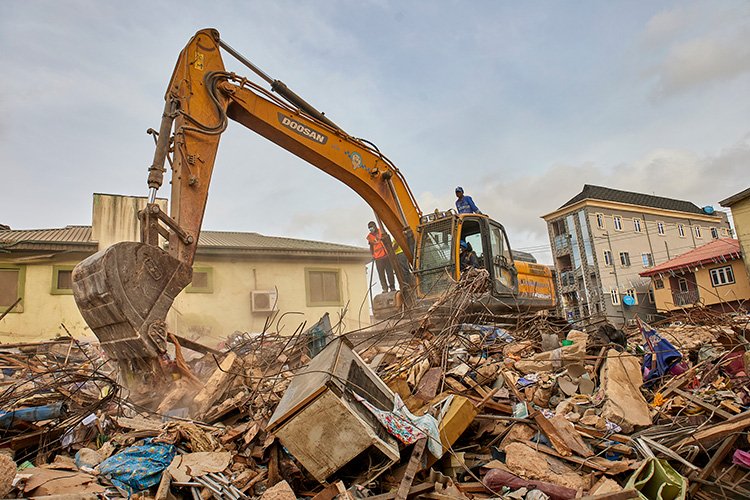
[640,238,741,277]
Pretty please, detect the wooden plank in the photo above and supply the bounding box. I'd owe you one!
[659,363,702,398]
[455,481,488,493]
[687,434,739,497]
[267,441,282,487]
[444,377,470,393]
[500,371,572,457]
[532,412,572,457]
[532,443,609,472]
[167,332,223,355]
[579,490,639,500]
[675,410,750,449]
[574,424,632,444]
[550,415,594,457]
[193,352,239,417]
[673,388,733,419]
[155,470,172,500]
[396,438,427,500]
[466,395,513,414]
[311,481,347,500]
[367,482,435,500]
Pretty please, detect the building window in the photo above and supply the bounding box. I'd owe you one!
[603,250,613,266]
[619,252,631,267]
[678,224,685,238]
[710,266,735,287]
[633,218,642,232]
[186,267,214,293]
[648,288,655,303]
[51,265,75,295]
[641,253,654,268]
[722,228,730,236]
[694,226,702,238]
[596,213,604,229]
[613,216,622,231]
[0,265,25,313]
[710,227,719,239]
[678,278,689,293]
[657,222,665,235]
[625,288,638,305]
[306,268,342,306]
[654,278,664,289]
[610,288,620,305]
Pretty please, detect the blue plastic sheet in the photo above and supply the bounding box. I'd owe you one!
[641,321,683,387]
[97,439,176,494]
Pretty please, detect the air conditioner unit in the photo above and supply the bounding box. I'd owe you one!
[251,290,278,313]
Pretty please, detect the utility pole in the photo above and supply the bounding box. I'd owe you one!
[605,232,626,325]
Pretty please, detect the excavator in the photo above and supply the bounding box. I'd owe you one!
[71,29,555,369]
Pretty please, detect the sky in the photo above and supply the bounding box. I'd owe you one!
[1,1,749,265]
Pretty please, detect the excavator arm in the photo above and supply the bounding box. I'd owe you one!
[152,28,421,264]
[72,29,422,365]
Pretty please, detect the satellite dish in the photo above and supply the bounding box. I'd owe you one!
[623,295,636,306]
[703,206,715,214]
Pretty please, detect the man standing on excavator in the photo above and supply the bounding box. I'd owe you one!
[455,187,481,214]
[367,221,396,293]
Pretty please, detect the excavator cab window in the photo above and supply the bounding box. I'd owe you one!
[488,222,517,295]
[415,217,455,296]
[458,218,485,269]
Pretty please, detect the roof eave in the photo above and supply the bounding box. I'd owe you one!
[720,187,750,207]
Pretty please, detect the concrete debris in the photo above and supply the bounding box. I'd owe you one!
[0,275,749,498]
[599,349,652,433]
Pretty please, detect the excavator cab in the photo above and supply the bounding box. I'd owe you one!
[414,212,519,300]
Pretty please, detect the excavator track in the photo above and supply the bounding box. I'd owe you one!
[72,241,192,362]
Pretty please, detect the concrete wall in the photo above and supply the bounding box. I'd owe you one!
[0,254,93,342]
[92,193,167,250]
[652,259,750,312]
[0,253,370,345]
[728,196,750,281]
[168,255,371,348]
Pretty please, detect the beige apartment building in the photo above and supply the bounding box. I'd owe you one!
[542,185,731,327]
[640,239,749,313]
[720,187,750,280]
[0,194,371,346]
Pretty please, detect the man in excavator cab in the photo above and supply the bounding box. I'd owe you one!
[459,240,480,271]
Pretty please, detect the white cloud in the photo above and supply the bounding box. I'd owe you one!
[655,31,750,95]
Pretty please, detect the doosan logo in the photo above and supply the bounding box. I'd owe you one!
[278,113,328,144]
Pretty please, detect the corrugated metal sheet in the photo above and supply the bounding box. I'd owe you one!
[198,231,368,254]
[0,225,368,255]
[0,226,93,244]
[641,238,741,276]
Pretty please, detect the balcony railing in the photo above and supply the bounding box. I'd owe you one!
[553,234,571,251]
[560,271,576,287]
[672,290,700,306]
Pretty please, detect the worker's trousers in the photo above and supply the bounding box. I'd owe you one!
[375,257,396,292]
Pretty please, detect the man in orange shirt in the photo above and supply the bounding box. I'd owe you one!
[367,221,396,293]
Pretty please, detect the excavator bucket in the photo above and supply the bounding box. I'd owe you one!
[72,241,192,362]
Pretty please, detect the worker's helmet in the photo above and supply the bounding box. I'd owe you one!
[367,221,377,228]
[460,240,468,250]
[455,186,464,193]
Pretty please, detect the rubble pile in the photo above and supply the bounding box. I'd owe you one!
[1,277,749,499]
